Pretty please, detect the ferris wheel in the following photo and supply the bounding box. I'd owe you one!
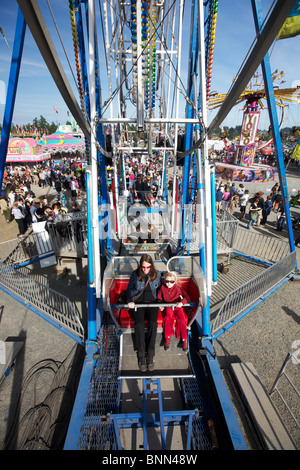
[66,0,220,152]
[0,0,299,451]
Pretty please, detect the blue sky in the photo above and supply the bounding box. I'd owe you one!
[0,0,299,130]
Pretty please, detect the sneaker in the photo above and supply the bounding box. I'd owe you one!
[138,357,147,372]
[147,356,154,371]
[164,338,170,351]
[182,340,188,352]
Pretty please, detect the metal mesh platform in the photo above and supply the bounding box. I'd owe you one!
[75,324,218,450]
[71,319,241,450]
[119,332,194,378]
[77,325,120,450]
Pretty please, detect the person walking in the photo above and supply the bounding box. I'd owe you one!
[12,201,26,237]
[247,197,259,230]
[239,189,249,219]
[261,195,272,225]
[276,201,286,231]
[0,195,12,223]
[254,191,264,226]
[237,183,245,200]
[215,187,223,212]
[222,185,231,211]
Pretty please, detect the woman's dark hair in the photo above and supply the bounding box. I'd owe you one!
[137,254,158,281]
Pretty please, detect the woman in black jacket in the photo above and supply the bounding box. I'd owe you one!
[127,254,162,371]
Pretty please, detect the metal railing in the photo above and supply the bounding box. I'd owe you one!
[233,227,290,263]
[216,211,239,254]
[211,251,296,336]
[0,213,89,260]
[269,351,300,444]
[46,208,242,258]
[46,212,88,257]
[187,208,239,254]
[0,261,85,342]
[0,230,54,266]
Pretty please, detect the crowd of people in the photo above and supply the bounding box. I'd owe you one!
[214,178,299,233]
[0,152,176,238]
[2,159,298,241]
[121,152,166,205]
[1,157,299,374]
[0,162,85,237]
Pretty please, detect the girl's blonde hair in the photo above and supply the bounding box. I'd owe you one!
[165,271,179,285]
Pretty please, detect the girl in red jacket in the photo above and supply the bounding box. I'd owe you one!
[157,271,189,352]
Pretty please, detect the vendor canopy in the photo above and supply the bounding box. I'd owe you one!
[38,131,86,154]
[5,136,50,163]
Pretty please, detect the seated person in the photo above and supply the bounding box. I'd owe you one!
[157,271,189,352]
[127,223,159,244]
[144,177,152,207]
[127,254,162,372]
[133,174,145,204]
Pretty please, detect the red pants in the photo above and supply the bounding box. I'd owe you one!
[163,307,187,342]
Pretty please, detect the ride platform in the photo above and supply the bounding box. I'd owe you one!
[119,332,194,379]
[214,161,275,182]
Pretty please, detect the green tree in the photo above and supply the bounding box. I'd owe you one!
[32,115,56,134]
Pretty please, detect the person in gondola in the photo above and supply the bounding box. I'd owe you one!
[127,254,162,372]
[137,223,159,243]
[133,174,145,205]
[157,271,189,352]
[144,177,152,207]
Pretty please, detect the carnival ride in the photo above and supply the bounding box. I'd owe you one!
[0,0,299,451]
[209,70,300,182]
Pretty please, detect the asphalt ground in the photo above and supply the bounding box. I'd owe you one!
[0,182,86,450]
[0,167,299,450]
[212,166,300,449]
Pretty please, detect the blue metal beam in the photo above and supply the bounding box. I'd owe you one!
[78,0,112,255]
[251,0,296,266]
[74,1,97,338]
[64,342,99,449]
[0,8,26,191]
[180,0,199,249]
[202,338,248,449]
[211,170,217,283]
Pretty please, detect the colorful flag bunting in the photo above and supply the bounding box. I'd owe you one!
[277,1,300,39]
[291,139,300,161]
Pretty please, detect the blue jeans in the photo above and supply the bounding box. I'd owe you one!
[277,216,285,231]
[133,306,159,358]
[247,217,256,229]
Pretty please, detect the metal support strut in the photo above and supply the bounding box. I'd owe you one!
[108,378,197,450]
